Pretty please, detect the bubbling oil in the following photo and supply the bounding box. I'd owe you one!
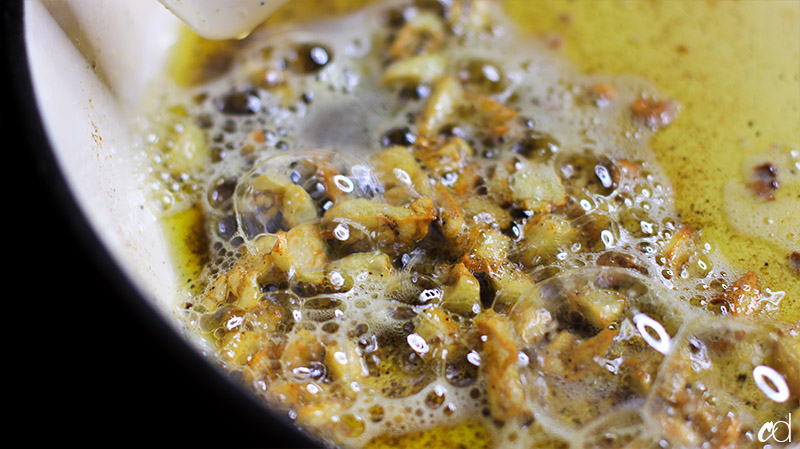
[133,1,798,448]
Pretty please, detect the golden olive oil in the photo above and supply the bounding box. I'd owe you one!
[503,0,800,321]
[157,2,800,447]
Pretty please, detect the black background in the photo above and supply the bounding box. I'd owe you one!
[4,2,319,447]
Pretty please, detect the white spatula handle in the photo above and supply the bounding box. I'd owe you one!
[158,0,289,40]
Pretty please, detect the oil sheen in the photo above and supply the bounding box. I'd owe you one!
[132,1,800,448]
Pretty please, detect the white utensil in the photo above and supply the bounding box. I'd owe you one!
[157,0,289,40]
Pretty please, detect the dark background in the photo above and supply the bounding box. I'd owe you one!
[4,2,318,447]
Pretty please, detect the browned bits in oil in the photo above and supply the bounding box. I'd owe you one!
[589,83,616,107]
[630,96,676,128]
[145,2,799,447]
[790,251,800,275]
[711,270,762,316]
[596,251,648,275]
[249,130,267,143]
[748,162,779,201]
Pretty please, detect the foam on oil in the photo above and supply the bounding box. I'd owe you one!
[131,1,799,448]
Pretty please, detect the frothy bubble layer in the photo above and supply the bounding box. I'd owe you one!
[132,1,798,448]
[235,149,382,240]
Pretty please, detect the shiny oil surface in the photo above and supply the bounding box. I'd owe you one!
[157,2,800,448]
[503,0,800,322]
[169,0,799,322]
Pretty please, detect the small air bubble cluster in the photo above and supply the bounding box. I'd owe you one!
[234,149,381,240]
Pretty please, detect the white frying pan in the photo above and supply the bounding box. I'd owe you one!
[11,0,317,445]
